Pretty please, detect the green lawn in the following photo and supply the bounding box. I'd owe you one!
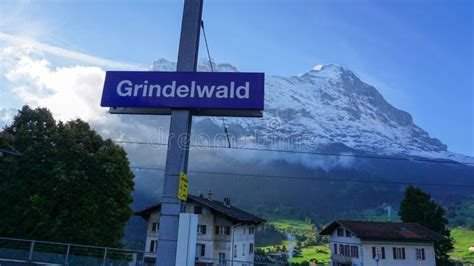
[270,219,313,231]
[289,245,331,264]
[258,240,289,252]
[449,227,474,263]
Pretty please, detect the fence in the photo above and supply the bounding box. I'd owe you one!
[0,237,148,265]
[1,237,471,266]
[195,257,329,266]
[0,237,284,266]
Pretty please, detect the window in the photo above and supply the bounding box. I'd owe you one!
[215,226,231,235]
[350,246,359,258]
[338,244,359,258]
[152,222,159,232]
[194,206,202,214]
[416,248,426,260]
[218,253,226,264]
[372,247,385,259]
[337,228,344,236]
[249,243,254,254]
[340,244,347,256]
[233,244,237,258]
[196,244,205,257]
[345,229,352,237]
[242,244,245,256]
[197,225,207,235]
[333,243,338,254]
[393,247,406,260]
[249,226,255,234]
[149,240,158,252]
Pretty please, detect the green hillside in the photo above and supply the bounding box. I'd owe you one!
[449,227,474,263]
[271,219,313,231]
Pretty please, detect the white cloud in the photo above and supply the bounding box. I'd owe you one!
[3,45,107,122]
[1,44,170,167]
[0,108,16,128]
[0,32,144,70]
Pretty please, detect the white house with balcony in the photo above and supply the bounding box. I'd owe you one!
[135,193,265,265]
[320,220,446,266]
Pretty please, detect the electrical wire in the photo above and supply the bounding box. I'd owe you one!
[200,19,232,148]
[3,135,473,187]
[130,166,474,189]
[4,136,474,165]
[201,20,214,72]
[116,140,473,166]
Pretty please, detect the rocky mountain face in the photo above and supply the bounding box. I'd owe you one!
[151,59,471,164]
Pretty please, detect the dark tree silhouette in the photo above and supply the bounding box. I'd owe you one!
[399,185,454,265]
[0,106,134,247]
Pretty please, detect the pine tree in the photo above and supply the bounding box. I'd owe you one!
[398,186,454,265]
[0,106,134,247]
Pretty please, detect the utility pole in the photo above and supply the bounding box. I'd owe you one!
[155,0,203,265]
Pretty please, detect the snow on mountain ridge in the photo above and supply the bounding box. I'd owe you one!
[312,64,324,71]
[151,58,473,164]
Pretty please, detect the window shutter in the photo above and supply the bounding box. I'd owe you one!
[402,248,405,259]
[202,225,206,234]
[372,247,375,258]
[201,244,206,257]
[215,226,219,235]
[381,247,385,259]
[150,240,155,252]
[393,247,396,259]
[334,244,338,254]
[422,248,425,260]
[225,226,231,235]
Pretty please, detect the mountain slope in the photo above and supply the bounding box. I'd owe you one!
[152,59,473,165]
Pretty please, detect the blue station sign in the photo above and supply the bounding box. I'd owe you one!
[101,71,264,117]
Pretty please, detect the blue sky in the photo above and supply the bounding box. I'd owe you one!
[0,0,473,156]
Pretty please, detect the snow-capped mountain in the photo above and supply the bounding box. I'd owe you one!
[152,59,473,165]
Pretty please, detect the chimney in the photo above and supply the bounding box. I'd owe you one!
[207,190,213,201]
[223,197,231,208]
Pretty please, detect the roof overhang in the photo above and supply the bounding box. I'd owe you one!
[133,196,266,224]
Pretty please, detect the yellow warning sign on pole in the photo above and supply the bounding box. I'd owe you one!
[178,172,188,201]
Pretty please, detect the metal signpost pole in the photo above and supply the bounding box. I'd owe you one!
[155,0,203,265]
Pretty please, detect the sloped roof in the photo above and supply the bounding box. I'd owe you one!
[134,195,265,224]
[320,220,446,242]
